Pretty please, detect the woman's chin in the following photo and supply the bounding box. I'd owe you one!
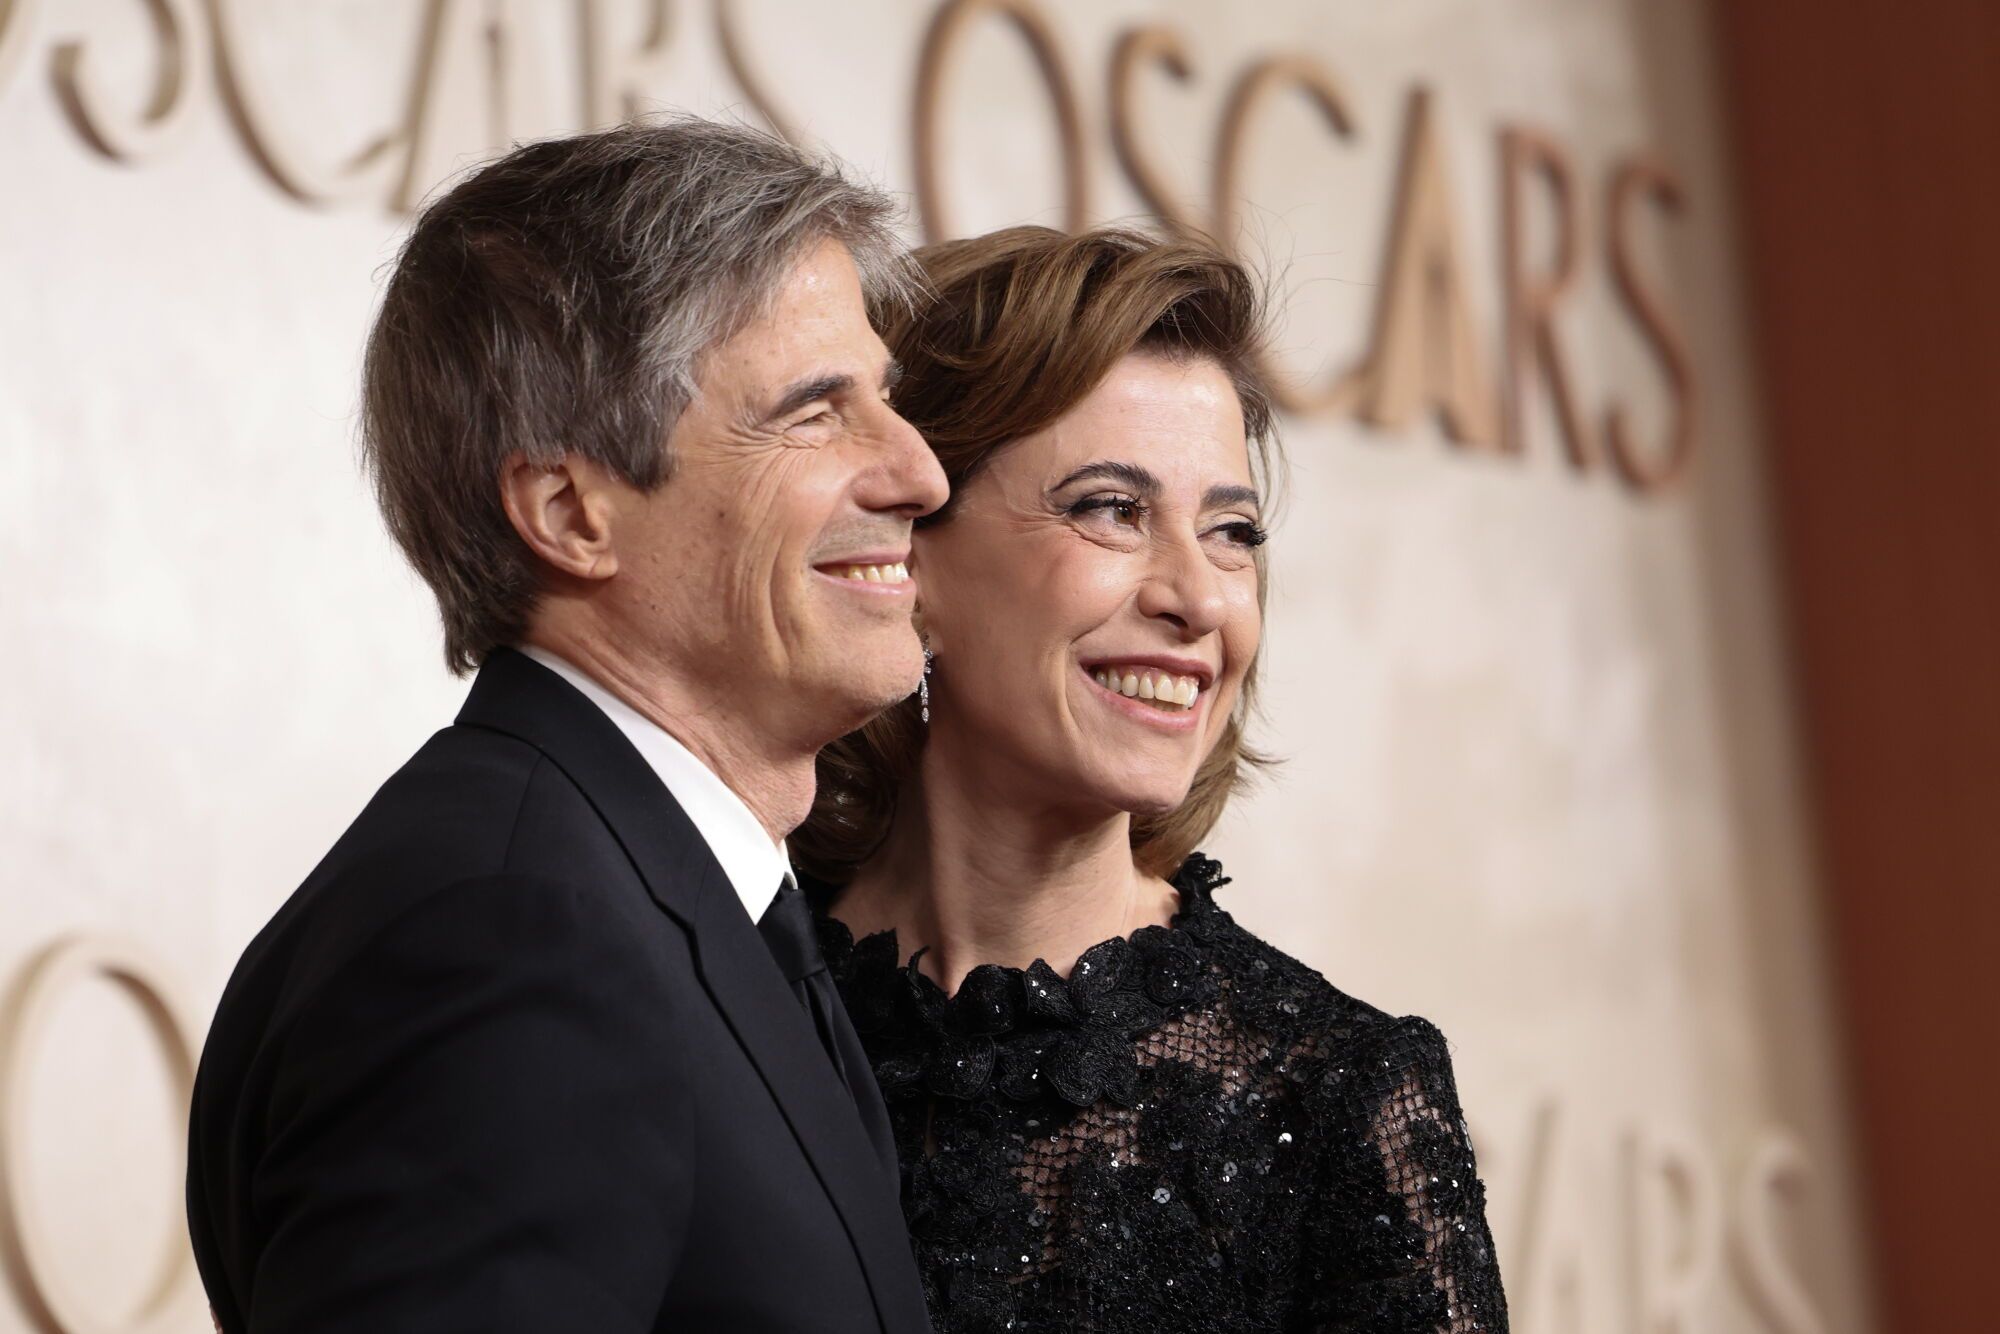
[1081,773,1198,820]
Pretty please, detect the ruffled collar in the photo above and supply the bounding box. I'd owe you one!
[810,854,1233,1108]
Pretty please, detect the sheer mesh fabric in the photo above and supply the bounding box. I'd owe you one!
[812,855,1509,1333]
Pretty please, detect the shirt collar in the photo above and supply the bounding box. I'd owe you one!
[519,646,791,922]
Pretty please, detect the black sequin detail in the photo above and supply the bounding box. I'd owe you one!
[812,853,1511,1333]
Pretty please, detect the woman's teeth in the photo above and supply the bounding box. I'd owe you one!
[831,561,910,584]
[1089,667,1202,711]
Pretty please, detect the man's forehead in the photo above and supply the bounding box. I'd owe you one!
[767,236,865,313]
[701,267,888,399]
[722,326,894,401]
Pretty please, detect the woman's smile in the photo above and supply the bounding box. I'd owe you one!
[1079,660,1208,732]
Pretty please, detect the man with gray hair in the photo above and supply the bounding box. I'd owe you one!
[186,117,944,1332]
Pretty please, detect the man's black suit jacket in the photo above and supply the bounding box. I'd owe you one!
[187,649,931,1332]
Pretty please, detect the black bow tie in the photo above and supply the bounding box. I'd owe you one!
[756,879,898,1175]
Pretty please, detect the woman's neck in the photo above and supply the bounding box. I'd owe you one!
[835,745,1179,994]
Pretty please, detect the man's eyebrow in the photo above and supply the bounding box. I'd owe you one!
[1047,460,1162,497]
[760,372,854,425]
[1203,483,1262,511]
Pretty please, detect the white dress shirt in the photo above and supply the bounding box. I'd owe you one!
[519,646,791,923]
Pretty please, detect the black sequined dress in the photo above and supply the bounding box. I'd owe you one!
[810,854,1509,1334]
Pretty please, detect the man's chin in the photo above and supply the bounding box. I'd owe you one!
[800,653,923,737]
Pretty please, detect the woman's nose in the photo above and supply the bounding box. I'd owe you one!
[1136,533,1228,638]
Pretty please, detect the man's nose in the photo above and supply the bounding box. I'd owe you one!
[860,404,949,518]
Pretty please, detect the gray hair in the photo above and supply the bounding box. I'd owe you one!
[360,114,918,674]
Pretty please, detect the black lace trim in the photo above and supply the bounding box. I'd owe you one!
[813,854,1232,1108]
[814,853,1511,1332]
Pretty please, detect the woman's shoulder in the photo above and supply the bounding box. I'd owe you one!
[1174,853,1463,1074]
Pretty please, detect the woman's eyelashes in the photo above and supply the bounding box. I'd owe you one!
[1067,493,1149,527]
[1063,493,1267,549]
[1211,519,1268,548]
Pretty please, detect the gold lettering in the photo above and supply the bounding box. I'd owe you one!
[912,0,1087,243]
[398,0,490,213]
[0,0,40,99]
[1359,87,1499,444]
[1108,25,1202,233]
[1505,1096,1560,1298]
[1627,1125,1724,1334]
[52,0,209,163]
[715,0,799,145]
[580,0,673,130]
[206,0,404,206]
[1502,1095,1589,1333]
[487,0,557,146]
[1212,54,1367,418]
[1500,125,1592,467]
[1604,154,1697,494]
[396,0,551,213]
[1732,1133,1831,1334]
[0,936,201,1332]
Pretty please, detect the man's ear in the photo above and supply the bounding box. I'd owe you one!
[499,453,621,581]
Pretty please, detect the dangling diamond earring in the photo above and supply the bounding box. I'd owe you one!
[919,643,934,724]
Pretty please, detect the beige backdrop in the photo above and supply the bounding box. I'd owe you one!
[0,2,1872,1331]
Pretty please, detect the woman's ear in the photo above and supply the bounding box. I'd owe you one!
[499,453,621,581]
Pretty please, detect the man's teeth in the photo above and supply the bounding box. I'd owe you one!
[833,561,910,584]
[1089,667,1202,710]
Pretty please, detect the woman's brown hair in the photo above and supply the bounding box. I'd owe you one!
[793,225,1282,883]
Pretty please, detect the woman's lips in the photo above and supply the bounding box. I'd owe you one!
[1080,663,1204,731]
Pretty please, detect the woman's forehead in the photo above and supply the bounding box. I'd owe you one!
[1009,357,1252,487]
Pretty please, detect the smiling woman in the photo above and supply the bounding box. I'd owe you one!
[797,226,1279,884]
[794,227,1510,1333]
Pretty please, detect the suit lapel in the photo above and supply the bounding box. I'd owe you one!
[686,890,928,1326]
[456,650,926,1332]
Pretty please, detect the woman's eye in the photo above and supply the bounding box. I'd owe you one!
[1071,495,1147,526]
[1214,520,1268,548]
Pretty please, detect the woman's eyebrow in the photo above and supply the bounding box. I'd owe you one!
[1048,460,1161,496]
[1203,483,1261,511]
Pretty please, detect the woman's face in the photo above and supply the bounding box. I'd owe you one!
[916,352,1264,819]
